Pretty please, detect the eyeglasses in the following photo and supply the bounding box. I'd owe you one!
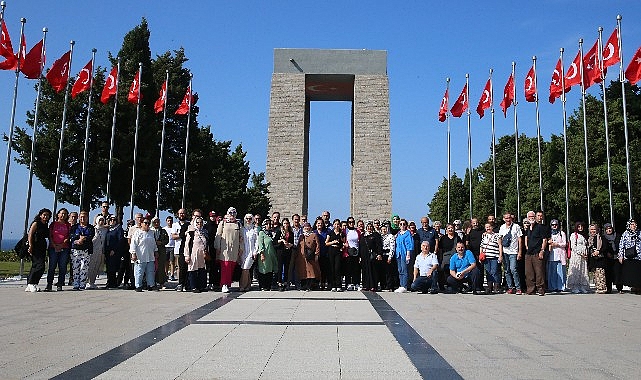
[551,224,558,227]
[348,220,355,224]
[142,221,150,225]
[399,222,407,226]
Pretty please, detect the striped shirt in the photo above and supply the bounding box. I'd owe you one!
[481,232,501,258]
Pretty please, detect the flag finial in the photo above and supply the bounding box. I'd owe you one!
[446,77,450,83]
[579,38,583,44]
[70,40,75,46]
[43,27,47,32]
[532,55,536,61]
[489,68,493,75]
[560,47,564,53]
[92,48,97,53]
[21,17,26,23]
[617,14,621,21]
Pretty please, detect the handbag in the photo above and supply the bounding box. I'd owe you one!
[624,246,637,259]
[347,247,359,257]
[14,235,29,259]
[479,251,486,262]
[502,224,513,247]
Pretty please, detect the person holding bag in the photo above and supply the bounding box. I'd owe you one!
[619,219,641,294]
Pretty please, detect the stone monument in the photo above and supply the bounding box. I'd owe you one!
[266,48,392,220]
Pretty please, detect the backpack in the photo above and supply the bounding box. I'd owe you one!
[14,235,29,260]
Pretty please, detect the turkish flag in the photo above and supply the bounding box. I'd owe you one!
[438,88,448,122]
[46,51,71,93]
[128,69,142,104]
[500,74,514,117]
[564,50,582,90]
[583,39,603,89]
[71,59,93,99]
[476,79,491,118]
[20,39,45,79]
[0,20,16,70]
[154,80,167,113]
[450,84,468,118]
[524,66,537,102]
[625,45,641,85]
[602,28,620,69]
[101,66,118,104]
[549,58,567,104]
[175,86,192,115]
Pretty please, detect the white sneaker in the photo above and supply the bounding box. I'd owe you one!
[347,284,354,291]
[394,287,407,293]
[356,285,363,291]
[222,285,229,293]
[34,285,41,292]
[25,284,33,292]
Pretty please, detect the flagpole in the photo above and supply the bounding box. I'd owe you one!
[532,56,544,213]
[489,69,497,218]
[578,39,592,224]
[181,74,193,210]
[465,74,472,220]
[130,62,142,221]
[560,48,571,235]
[597,27,615,227]
[511,62,521,221]
[617,15,632,220]
[0,17,26,246]
[79,49,97,211]
[52,40,75,215]
[445,78,451,223]
[155,70,169,217]
[23,27,47,234]
[106,58,120,206]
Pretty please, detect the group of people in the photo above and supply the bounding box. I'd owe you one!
[23,203,641,296]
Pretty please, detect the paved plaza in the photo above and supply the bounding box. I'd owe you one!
[1,276,640,379]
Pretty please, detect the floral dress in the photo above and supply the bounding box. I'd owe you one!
[566,232,590,293]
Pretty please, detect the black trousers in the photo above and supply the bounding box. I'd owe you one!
[178,253,188,288]
[386,257,400,290]
[361,254,377,289]
[188,268,207,291]
[258,271,272,290]
[327,251,342,289]
[606,258,623,292]
[207,259,221,288]
[105,251,121,287]
[344,256,361,285]
[446,267,480,292]
[27,249,46,285]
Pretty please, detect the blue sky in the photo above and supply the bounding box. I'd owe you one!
[0,0,640,242]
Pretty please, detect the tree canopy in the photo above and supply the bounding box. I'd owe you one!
[13,18,270,219]
[428,80,641,230]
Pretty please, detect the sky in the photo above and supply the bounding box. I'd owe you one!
[0,0,639,244]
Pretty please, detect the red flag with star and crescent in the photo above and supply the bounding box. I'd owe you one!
[71,59,93,99]
[20,39,45,79]
[101,66,118,104]
[524,66,537,102]
[549,58,567,104]
[0,19,17,70]
[175,86,192,115]
[564,50,582,90]
[625,45,641,85]
[476,78,491,118]
[602,28,620,69]
[154,80,167,113]
[128,69,142,104]
[46,51,71,93]
[449,84,468,118]
[438,88,448,122]
[583,39,603,89]
[500,74,514,117]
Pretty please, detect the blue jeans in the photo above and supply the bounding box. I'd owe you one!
[134,261,155,289]
[396,256,408,288]
[547,260,566,291]
[503,254,521,290]
[484,258,500,284]
[47,248,70,286]
[411,274,438,293]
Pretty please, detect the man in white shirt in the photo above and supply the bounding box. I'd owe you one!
[499,212,523,295]
[410,241,439,294]
[163,216,180,281]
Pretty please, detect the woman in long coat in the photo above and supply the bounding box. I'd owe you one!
[256,219,278,291]
[296,223,321,290]
[214,207,243,293]
[185,216,208,293]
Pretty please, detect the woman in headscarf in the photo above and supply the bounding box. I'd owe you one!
[546,219,567,292]
[296,222,321,291]
[587,223,607,294]
[566,221,590,293]
[239,213,258,291]
[86,214,108,289]
[389,214,401,235]
[603,223,622,293]
[104,215,126,289]
[618,219,641,294]
[184,216,208,293]
[214,207,244,293]
[256,219,278,291]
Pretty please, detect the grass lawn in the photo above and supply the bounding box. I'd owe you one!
[0,261,32,278]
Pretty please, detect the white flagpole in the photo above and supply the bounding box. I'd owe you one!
[23,27,47,234]
[598,27,615,227]
[533,56,544,213]
[52,40,75,215]
[489,69,497,218]
[445,78,451,223]
[617,15,632,220]
[512,62,521,221]
[106,58,120,205]
[465,74,472,220]
[79,48,97,211]
[155,70,169,217]
[560,48,571,235]
[0,18,26,245]
[578,39,592,224]
[130,62,142,221]
[181,74,193,210]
